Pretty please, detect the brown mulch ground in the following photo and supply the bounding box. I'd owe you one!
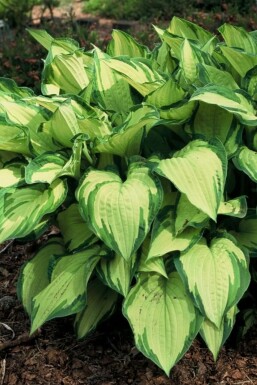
[1,240,257,385]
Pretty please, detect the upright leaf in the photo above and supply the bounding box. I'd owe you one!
[27,29,54,51]
[186,102,242,157]
[168,16,214,46]
[93,48,134,113]
[154,139,227,221]
[219,24,257,54]
[107,30,149,58]
[44,51,89,95]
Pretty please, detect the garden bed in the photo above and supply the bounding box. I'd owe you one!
[1,2,257,384]
[0,240,257,384]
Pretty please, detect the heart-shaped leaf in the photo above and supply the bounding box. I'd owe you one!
[77,161,163,260]
[175,235,250,327]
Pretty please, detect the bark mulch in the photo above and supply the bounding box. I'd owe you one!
[0,240,257,385]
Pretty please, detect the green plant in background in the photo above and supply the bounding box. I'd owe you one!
[197,0,256,13]
[83,0,257,20]
[0,0,39,28]
[0,17,257,375]
[83,0,189,20]
[0,0,60,29]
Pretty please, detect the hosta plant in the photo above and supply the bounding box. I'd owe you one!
[1,17,257,375]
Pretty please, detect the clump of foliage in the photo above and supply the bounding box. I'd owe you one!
[1,17,257,375]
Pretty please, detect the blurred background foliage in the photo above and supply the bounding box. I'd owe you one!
[0,0,60,28]
[83,0,257,20]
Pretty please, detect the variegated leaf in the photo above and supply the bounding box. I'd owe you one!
[175,236,250,327]
[97,252,135,297]
[138,237,167,278]
[200,306,238,360]
[102,56,165,96]
[0,119,29,155]
[219,24,257,54]
[233,146,257,182]
[0,178,67,243]
[28,29,78,54]
[77,161,163,260]
[94,104,160,157]
[146,78,186,108]
[57,203,97,252]
[107,30,149,58]
[27,28,54,50]
[49,100,84,148]
[123,272,203,375]
[93,48,134,113]
[0,99,60,156]
[190,85,257,125]
[179,39,200,83]
[0,161,25,188]
[174,193,208,234]
[221,46,257,78]
[218,196,247,218]
[154,139,227,221]
[25,151,69,184]
[47,51,89,95]
[198,63,239,90]
[0,77,34,98]
[186,102,242,157]
[149,219,202,260]
[30,245,102,333]
[17,237,66,315]
[25,140,82,184]
[168,16,214,46]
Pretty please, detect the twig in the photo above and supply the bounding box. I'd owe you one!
[0,323,15,339]
[0,330,40,352]
[0,359,6,385]
[0,240,13,254]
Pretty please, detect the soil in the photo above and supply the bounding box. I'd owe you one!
[0,1,257,384]
[0,241,257,385]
